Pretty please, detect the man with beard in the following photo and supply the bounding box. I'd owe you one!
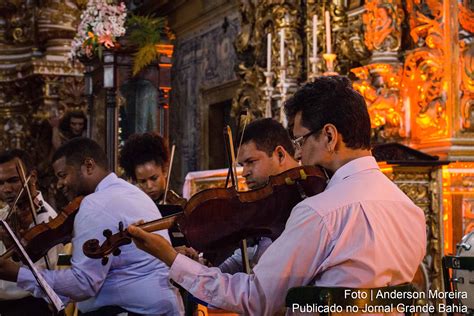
[0,138,184,315]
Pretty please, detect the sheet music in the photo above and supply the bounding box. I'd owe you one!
[0,220,65,314]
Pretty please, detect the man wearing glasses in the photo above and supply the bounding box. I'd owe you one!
[127,75,427,315]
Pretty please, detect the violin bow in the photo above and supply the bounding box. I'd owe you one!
[162,144,176,205]
[14,158,51,270]
[5,173,32,223]
[234,110,249,175]
[223,110,252,274]
[15,159,39,226]
[223,126,237,188]
[224,110,249,189]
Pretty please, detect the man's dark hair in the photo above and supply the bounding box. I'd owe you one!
[119,133,169,180]
[0,149,34,174]
[60,110,87,135]
[52,137,108,170]
[239,118,295,157]
[284,75,371,150]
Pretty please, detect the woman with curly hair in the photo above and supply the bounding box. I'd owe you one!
[119,132,169,204]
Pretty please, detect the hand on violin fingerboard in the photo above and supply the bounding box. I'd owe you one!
[174,246,199,261]
[173,246,211,266]
[127,225,177,267]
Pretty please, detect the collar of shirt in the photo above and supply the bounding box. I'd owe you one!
[34,191,45,207]
[94,172,116,193]
[326,156,379,189]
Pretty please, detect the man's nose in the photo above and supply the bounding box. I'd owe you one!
[56,179,64,190]
[242,166,251,178]
[145,180,154,189]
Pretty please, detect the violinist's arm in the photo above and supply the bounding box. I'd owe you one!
[131,204,331,315]
[16,199,113,302]
[128,225,177,266]
[0,258,20,282]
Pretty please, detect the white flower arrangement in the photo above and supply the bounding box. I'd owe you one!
[70,0,127,60]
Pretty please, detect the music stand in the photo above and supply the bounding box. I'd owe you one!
[0,220,65,315]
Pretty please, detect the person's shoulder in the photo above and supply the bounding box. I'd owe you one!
[297,188,336,214]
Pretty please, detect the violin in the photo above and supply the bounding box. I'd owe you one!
[164,190,187,207]
[83,165,327,263]
[1,196,84,263]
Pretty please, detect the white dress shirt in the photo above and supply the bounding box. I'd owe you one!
[17,173,184,315]
[169,156,427,315]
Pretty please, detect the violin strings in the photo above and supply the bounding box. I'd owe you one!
[234,113,250,188]
[5,174,33,222]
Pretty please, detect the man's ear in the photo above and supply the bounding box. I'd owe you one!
[323,124,338,153]
[82,158,95,175]
[274,146,286,163]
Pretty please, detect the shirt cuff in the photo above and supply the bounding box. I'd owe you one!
[169,253,204,285]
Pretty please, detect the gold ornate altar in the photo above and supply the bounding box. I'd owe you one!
[233,0,473,159]
[230,0,474,302]
[0,0,86,150]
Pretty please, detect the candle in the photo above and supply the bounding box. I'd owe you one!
[312,15,318,58]
[325,11,332,54]
[267,33,272,72]
[280,29,285,67]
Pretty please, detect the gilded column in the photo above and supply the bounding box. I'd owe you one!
[459,2,474,134]
[402,0,448,151]
[0,0,36,149]
[350,0,405,143]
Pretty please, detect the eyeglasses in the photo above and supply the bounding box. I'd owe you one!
[291,130,319,150]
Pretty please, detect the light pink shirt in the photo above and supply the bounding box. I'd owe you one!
[170,156,426,315]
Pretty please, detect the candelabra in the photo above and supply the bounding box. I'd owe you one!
[323,53,338,76]
[308,56,319,81]
[278,67,298,127]
[263,70,274,118]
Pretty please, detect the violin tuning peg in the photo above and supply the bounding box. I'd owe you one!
[101,256,109,266]
[118,221,124,232]
[103,229,112,238]
[113,248,121,256]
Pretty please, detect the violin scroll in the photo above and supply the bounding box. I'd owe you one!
[82,222,132,262]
